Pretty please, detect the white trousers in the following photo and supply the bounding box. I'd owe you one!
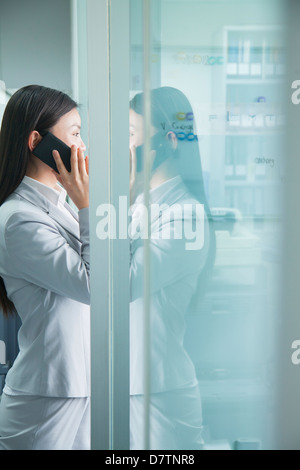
[130,384,205,450]
[0,393,90,450]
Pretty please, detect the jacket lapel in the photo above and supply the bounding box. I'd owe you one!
[14,181,80,240]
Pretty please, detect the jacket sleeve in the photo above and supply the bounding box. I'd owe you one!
[4,207,90,305]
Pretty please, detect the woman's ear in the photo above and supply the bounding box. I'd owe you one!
[167,131,178,150]
[28,130,42,152]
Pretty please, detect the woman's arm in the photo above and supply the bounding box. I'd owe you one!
[4,208,90,305]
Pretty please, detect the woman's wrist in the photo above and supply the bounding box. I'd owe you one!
[77,203,89,210]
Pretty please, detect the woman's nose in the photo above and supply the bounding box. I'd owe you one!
[80,138,86,153]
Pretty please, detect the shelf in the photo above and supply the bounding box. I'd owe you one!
[224,180,281,187]
[198,130,284,137]
[207,24,285,219]
[224,25,284,32]
[226,78,285,85]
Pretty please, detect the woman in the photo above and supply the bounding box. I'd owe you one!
[129,86,216,450]
[0,85,90,450]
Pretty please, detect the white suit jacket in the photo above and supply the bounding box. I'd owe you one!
[0,180,90,397]
[130,176,210,395]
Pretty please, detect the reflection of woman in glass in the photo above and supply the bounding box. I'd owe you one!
[129,86,216,450]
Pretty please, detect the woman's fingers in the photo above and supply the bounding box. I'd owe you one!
[70,145,79,179]
[52,145,89,210]
[52,149,69,178]
[130,145,136,189]
[85,155,89,175]
[130,145,137,175]
[77,148,87,176]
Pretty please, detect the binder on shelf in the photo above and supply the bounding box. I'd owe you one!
[225,145,234,178]
[227,42,238,75]
[235,155,247,178]
[265,46,275,77]
[235,139,247,179]
[238,40,250,76]
[250,46,262,77]
[274,47,285,76]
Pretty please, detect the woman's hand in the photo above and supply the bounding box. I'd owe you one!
[130,145,137,196]
[52,146,89,210]
[130,145,143,205]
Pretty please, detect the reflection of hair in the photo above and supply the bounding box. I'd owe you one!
[130,86,216,308]
[130,87,206,205]
[0,85,77,316]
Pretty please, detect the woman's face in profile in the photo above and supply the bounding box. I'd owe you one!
[129,109,144,150]
[129,109,157,148]
[51,108,86,152]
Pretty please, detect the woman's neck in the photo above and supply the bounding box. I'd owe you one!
[26,158,58,189]
[150,162,178,190]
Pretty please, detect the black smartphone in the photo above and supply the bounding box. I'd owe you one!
[32,132,71,173]
[135,132,170,173]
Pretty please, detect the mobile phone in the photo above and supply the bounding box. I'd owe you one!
[135,132,170,173]
[32,132,71,173]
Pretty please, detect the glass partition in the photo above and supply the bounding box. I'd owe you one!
[129,0,286,450]
[0,0,289,451]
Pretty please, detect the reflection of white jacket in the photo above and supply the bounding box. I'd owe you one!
[130,176,209,395]
[0,179,90,397]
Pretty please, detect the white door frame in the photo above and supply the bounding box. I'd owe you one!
[86,0,130,450]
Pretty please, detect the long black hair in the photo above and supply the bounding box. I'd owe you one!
[0,85,77,316]
[130,86,216,308]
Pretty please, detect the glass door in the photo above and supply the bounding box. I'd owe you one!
[128,0,286,450]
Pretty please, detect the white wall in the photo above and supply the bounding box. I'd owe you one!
[0,0,72,93]
[161,0,284,48]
